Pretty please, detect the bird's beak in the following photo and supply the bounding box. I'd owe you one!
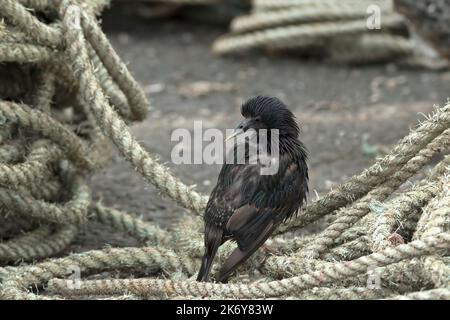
[226,119,250,141]
[225,130,240,141]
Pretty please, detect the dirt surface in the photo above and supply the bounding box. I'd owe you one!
[74,7,450,250]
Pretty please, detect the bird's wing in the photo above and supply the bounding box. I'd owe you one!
[219,218,275,282]
[200,154,307,282]
[217,158,307,282]
[226,159,307,250]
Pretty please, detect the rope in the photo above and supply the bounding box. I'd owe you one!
[0,0,449,300]
[44,234,449,299]
[210,0,423,64]
[231,6,392,33]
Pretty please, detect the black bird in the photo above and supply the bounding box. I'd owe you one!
[197,96,309,282]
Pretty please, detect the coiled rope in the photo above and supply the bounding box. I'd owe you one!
[213,0,419,64]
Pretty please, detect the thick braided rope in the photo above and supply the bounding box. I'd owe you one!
[1,0,149,122]
[44,53,80,95]
[329,155,450,249]
[33,69,55,114]
[168,287,394,300]
[0,246,199,300]
[370,181,443,251]
[116,0,220,3]
[268,234,315,254]
[0,19,5,37]
[317,154,449,256]
[0,26,29,43]
[415,174,450,289]
[232,5,391,33]
[213,15,404,54]
[44,234,449,298]
[322,236,370,261]
[78,7,150,121]
[86,42,131,119]
[281,287,393,300]
[0,174,91,225]
[16,176,62,202]
[370,132,450,250]
[0,101,93,170]
[0,43,54,63]
[60,2,207,213]
[0,143,61,189]
[421,256,450,288]
[0,145,23,163]
[91,203,171,245]
[414,174,450,240]
[0,225,78,263]
[371,153,449,244]
[262,258,430,292]
[1,0,62,47]
[217,0,422,64]
[282,132,450,258]
[17,0,111,16]
[252,0,392,11]
[388,288,450,300]
[277,102,450,235]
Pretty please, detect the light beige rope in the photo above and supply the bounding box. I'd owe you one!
[45,234,450,298]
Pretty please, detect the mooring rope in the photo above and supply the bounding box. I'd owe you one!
[0,0,448,300]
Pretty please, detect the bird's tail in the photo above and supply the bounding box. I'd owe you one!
[197,253,215,282]
[218,222,274,283]
[197,224,223,282]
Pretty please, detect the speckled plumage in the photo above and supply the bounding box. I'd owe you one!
[197,96,309,282]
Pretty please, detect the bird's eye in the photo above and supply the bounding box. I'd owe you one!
[255,117,261,122]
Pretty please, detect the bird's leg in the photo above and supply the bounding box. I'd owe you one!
[261,243,278,255]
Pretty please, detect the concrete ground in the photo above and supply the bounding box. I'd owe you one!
[75,6,450,250]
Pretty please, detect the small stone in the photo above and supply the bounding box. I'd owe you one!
[144,83,165,94]
[117,33,131,45]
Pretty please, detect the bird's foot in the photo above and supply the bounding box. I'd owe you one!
[261,244,279,255]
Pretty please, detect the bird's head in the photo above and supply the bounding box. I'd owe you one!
[227,96,299,141]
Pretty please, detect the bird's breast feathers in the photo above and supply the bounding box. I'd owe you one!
[205,153,308,229]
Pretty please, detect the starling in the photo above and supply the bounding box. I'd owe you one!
[197,96,309,282]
